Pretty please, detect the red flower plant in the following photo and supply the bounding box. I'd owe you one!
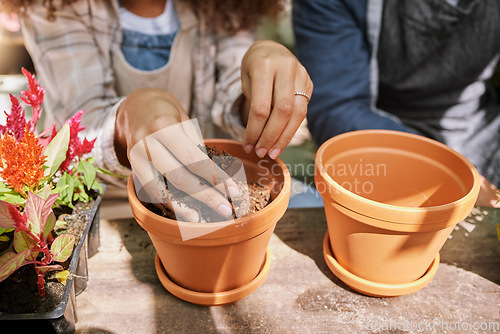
[19,67,44,132]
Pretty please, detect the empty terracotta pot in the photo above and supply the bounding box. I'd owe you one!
[315,130,480,297]
[128,139,290,305]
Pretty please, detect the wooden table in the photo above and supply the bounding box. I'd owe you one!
[74,201,500,333]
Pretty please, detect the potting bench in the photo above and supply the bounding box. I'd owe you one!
[72,198,499,333]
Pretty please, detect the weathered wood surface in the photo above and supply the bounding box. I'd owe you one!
[74,202,500,334]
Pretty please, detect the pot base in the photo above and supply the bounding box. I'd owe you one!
[323,232,440,297]
[155,247,272,306]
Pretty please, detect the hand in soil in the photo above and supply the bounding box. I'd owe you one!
[144,145,272,223]
[129,120,241,223]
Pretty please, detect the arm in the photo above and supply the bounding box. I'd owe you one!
[293,0,413,146]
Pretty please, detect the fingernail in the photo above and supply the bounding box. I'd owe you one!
[256,148,267,158]
[218,203,233,217]
[269,148,281,160]
[227,186,240,198]
[244,144,253,153]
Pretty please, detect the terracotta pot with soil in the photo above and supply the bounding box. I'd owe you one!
[315,130,480,297]
[128,139,291,305]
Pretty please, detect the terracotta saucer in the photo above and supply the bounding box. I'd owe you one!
[323,232,440,297]
[155,247,272,306]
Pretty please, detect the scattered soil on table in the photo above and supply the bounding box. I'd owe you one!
[146,145,271,223]
[0,200,94,315]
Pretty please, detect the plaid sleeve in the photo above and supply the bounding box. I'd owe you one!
[20,0,130,185]
[211,30,256,140]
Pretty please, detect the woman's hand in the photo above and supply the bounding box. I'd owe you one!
[241,40,313,159]
[115,88,239,223]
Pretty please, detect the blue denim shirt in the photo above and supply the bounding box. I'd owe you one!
[121,28,177,71]
[293,0,500,187]
[292,0,412,147]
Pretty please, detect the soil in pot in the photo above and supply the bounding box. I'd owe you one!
[145,145,272,223]
[0,200,94,315]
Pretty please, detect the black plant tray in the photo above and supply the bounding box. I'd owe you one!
[0,189,104,333]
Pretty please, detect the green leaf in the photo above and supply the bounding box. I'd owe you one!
[0,228,14,237]
[56,173,75,207]
[497,224,500,241]
[97,167,128,179]
[77,159,97,190]
[35,184,53,200]
[92,181,104,194]
[0,193,26,205]
[43,123,70,177]
[50,234,75,262]
[13,230,38,261]
[0,250,30,282]
[0,182,15,193]
[51,184,69,195]
[43,212,56,240]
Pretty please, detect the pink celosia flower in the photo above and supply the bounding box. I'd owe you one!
[19,67,44,132]
[58,110,96,172]
[0,95,27,141]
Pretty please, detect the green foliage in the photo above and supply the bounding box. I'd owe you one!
[0,192,75,296]
[0,69,104,296]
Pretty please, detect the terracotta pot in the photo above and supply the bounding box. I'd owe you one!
[315,130,480,297]
[128,139,291,305]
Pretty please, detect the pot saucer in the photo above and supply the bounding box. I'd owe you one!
[155,247,272,306]
[323,232,440,297]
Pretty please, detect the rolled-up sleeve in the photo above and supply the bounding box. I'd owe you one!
[211,31,255,140]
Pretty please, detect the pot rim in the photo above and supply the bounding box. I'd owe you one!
[128,139,291,241]
[315,130,480,223]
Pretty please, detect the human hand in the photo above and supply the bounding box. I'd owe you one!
[241,40,313,160]
[475,174,500,207]
[116,88,240,222]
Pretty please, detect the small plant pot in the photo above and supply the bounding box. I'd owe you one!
[0,193,104,333]
[315,130,480,297]
[128,139,291,305]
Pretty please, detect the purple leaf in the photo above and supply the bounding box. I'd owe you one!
[35,264,63,275]
[25,192,59,237]
[0,201,23,229]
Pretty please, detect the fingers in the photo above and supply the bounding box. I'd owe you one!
[266,69,312,159]
[149,123,240,194]
[124,89,241,222]
[246,68,312,159]
[242,41,312,160]
[242,58,274,155]
[144,134,236,220]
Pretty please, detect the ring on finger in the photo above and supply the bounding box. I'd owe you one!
[294,91,310,102]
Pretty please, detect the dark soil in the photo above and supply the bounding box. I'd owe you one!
[0,200,94,315]
[146,145,272,222]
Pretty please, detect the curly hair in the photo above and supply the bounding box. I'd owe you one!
[0,0,285,34]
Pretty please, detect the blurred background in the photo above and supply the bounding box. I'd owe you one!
[0,12,35,123]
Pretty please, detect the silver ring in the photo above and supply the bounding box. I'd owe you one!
[294,91,310,102]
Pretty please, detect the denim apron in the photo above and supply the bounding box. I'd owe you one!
[376,0,500,186]
[112,0,197,114]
